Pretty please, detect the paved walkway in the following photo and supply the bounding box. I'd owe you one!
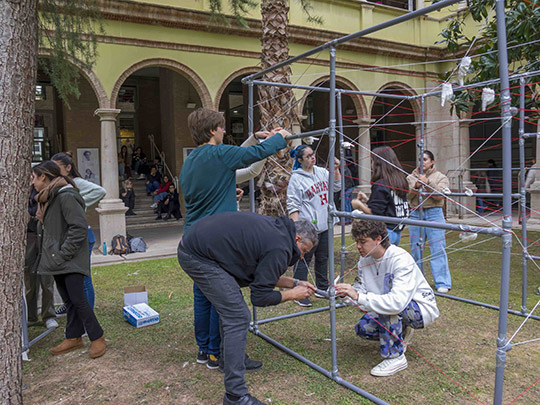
[91,214,540,267]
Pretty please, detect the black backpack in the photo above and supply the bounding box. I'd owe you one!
[111,234,130,255]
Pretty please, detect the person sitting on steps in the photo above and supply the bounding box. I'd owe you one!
[120,179,136,216]
[156,183,182,220]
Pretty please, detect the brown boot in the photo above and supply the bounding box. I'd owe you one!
[50,337,84,355]
[89,335,106,359]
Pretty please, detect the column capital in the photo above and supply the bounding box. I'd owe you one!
[354,118,374,126]
[94,108,121,121]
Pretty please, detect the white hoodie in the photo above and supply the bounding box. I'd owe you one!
[286,166,341,233]
[353,245,439,326]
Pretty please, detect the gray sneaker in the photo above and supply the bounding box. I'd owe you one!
[294,297,312,307]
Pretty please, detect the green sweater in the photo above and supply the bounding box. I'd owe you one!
[180,134,287,233]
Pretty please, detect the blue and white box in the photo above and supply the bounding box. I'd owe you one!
[123,303,160,328]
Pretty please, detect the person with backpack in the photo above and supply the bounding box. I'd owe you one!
[32,161,105,358]
[351,146,410,246]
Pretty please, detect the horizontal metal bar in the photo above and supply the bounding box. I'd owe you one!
[243,0,461,83]
[251,329,389,405]
[424,192,521,198]
[333,210,505,236]
[526,255,540,261]
[285,128,329,140]
[422,68,540,98]
[436,292,540,321]
[255,303,347,326]
[522,133,540,139]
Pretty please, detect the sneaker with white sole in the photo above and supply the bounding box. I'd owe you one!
[196,350,208,364]
[207,354,219,369]
[45,318,59,329]
[370,354,408,377]
[314,289,329,299]
[55,304,67,317]
[294,298,312,307]
[402,327,414,354]
[437,287,449,293]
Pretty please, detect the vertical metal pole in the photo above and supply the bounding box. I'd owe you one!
[417,96,426,274]
[493,0,513,402]
[518,78,527,314]
[248,81,256,214]
[337,92,346,283]
[247,80,258,329]
[327,46,338,378]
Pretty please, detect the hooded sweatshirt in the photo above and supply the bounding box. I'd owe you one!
[353,245,439,326]
[287,166,341,233]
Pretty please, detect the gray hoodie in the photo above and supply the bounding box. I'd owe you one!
[287,166,341,233]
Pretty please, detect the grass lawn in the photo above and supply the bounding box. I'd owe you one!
[23,230,540,404]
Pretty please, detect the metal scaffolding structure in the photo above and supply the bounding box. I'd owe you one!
[241,0,539,403]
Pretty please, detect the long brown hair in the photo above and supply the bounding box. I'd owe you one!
[370,146,408,196]
[32,160,77,189]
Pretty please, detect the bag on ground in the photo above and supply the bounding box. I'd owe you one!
[130,237,147,253]
[111,234,130,255]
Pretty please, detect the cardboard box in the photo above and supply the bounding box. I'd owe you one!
[123,303,160,328]
[124,285,148,307]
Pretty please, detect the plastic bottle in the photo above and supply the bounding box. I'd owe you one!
[103,242,107,256]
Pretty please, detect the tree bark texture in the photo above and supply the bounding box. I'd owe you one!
[0,1,38,403]
[257,0,298,217]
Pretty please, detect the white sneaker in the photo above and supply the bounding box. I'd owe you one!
[45,318,59,329]
[150,203,158,208]
[138,174,146,180]
[402,327,414,354]
[370,354,407,377]
[437,287,449,293]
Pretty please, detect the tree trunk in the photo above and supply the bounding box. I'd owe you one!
[0,1,38,403]
[256,0,298,217]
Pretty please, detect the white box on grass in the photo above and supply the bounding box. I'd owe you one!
[123,285,148,307]
[123,303,160,328]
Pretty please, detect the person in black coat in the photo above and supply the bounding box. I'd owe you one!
[156,184,182,220]
[120,179,136,215]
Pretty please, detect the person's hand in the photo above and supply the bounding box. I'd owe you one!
[254,131,271,140]
[297,280,317,292]
[273,128,291,139]
[357,191,368,203]
[335,283,358,300]
[121,192,127,197]
[290,285,315,301]
[417,174,428,184]
[334,157,340,169]
[236,188,244,202]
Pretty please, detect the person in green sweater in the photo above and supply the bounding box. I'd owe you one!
[178,108,290,375]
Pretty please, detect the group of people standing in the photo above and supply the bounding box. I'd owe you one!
[25,153,106,359]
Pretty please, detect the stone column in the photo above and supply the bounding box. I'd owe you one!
[456,117,477,217]
[94,108,127,251]
[355,118,373,195]
[528,123,540,221]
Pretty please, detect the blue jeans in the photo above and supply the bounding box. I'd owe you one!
[153,191,167,203]
[146,181,160,194]
[84,227,95,309]
[409,208,451,289]
[387,229,401,246]
[193,283,221,356]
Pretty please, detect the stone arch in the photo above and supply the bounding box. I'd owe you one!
[214,66,260,111]
[110,58,212,109]
[297,75,369,120]
[38,48,109,108]
[371,81,420,122]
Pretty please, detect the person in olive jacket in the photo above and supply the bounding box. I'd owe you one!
[32,161,106,359]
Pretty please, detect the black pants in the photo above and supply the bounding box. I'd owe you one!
[158,200,182,219]
[54,273,103,341]
[121,191,135,211]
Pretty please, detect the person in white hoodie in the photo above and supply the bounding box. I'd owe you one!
[336,219,439,377]
[287,145,341,307]
[52,152,107,312]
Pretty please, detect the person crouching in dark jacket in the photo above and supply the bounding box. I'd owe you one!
[156,184,182,220]
[32,161,106,359]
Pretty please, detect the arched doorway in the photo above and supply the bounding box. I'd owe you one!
[370,88,417,171]
[112,65,207,175]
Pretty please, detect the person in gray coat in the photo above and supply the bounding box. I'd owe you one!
[32,161,106,359]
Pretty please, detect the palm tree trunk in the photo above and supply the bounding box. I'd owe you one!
[257,0,298,217]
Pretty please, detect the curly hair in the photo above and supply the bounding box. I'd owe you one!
[351,219,390,248]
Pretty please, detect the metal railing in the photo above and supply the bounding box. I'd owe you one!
[148,134,179,190]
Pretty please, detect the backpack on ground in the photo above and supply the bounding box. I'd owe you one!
[130,237,147,253]
[111,234,130,255]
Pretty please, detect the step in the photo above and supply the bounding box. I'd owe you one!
[126,218,184,230]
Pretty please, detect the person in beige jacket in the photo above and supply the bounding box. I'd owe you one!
[406,150,452,293]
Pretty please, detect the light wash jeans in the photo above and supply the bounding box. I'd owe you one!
[409,207,451,290]
[387,229,401,246]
